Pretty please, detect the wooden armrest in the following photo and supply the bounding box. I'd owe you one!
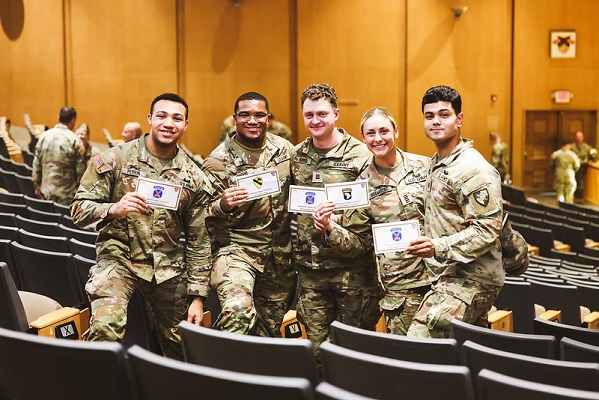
[553,243,571,252]
[583,311,599,330]
[201,310,211,328]
[538,309,561,323]
[527,245,540,256]
[30,307,80,328]
[30,307,87,340]
[280,310,307,339]
[488,310,513,332]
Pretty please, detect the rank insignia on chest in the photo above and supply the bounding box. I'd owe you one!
[473,188,490,206]
[253,176,263,189]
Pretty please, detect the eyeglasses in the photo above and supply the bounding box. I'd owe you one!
[235,112,269,122]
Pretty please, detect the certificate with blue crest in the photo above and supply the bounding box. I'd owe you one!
[136,176,182,210]
[372,220,420,254]
[288,185,327,213]
[235,168,281,200]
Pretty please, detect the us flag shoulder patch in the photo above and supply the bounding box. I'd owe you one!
[92,154,104,169]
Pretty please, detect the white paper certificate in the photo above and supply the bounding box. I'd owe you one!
[288,185,327,213]
[235,168,281,200]
[372,220,420,254]
[136,176,182,210]
[324,180,370,210]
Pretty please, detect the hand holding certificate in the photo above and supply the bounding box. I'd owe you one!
[288,180,370,213]
[372,220,420,254]
[235,168,281,200]
[136,176,182,210]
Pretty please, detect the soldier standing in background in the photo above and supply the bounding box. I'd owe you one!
[551,140,580,204]
[75,123,100,165]
[32,106,86,205]
[122,122,143,143]
[571,131,594,200]
[202,92,296,337]
[405,85,504,338]
[292,83,381,354]
[71,93,213,359]
[490,132,509,183]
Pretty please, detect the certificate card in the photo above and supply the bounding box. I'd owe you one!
[136,176,182,210]
[288,185,327,213]
[324,180,370,210]
[235,168,281,200]
[372,220,420,254]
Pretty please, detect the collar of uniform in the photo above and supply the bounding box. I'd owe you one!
[226,131,281,166]
[299,128,351,161]
[137,133,185,170]
[432,138,472,167]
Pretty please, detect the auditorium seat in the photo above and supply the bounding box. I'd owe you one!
[330,320,460,365]
[493,280,536,333]
[461,340,599,393]
[0,327,132,400]
[477,369,599,400]
[16,229,70,253]
[23,194,55,212]
[534,318,599,349]
[560,337,599,362]
[449,318,556,358]
[127,344,313,400]
[314,382,375,400]
[319,341,474,400]
[179,320,319,387]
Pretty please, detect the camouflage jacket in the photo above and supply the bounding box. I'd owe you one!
[551,148,580,180]
[291,129,375,270]
[491,142,509,177]
[425,138,504,287]
[201,132,294,272]
[83,144,101,166]
[328,150,433,298]
[32,124,86,205]
[571,142,593,164]
[70,135,214,297]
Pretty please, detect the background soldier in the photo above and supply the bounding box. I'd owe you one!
[202,92,296,336]
[570,130,594,199]
[551,140,580,204]
[292,83,381,354]
[122,121,143,142]
[75,123,100,165]
[405,85,504,338]
[32,106,86,205]
[71,93,213,359]
[490,132,509,183]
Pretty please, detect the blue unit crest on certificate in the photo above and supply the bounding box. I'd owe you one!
[153,186,164,199]
[305,191,315,204]
[391,227,402,241]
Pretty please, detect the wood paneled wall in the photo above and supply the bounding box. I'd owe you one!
[1,0,598,187]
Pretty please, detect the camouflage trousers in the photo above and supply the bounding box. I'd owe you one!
[84,258,188,360]
[406,276,501,338]
[296,265,382,355]
[210,251,297,337]
[381,285,430,335]
[555,176,576,203]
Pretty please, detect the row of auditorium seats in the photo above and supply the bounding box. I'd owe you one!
[2,318,599,400]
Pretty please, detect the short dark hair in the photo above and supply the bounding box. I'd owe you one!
[58,107,77,124]
[421,85,462,115]
[150,93,189,119]
[234,92,269,114]
[301,83,338,109]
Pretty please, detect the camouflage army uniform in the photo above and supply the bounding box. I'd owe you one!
[407,139,504,338]
[551,147,580,203]
[32,123,86,205]
[491,141,509,181]
[71,135,213,359]
[327,150,433,335]
[291,130,381,352]
[202,132,296,337]
[570,141,592,196]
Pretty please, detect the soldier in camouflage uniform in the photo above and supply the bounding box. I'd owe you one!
[219,114,293,142]
[490,132,509,182]
[571,131,593,199]
[551,140,580,204]
[202,92,296,337]
[76,123,100,166]
[320,107,433,335]
[292,83,381,353]
[32,107,86,205]
[71,93,213,359]
[405,86,504,338]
